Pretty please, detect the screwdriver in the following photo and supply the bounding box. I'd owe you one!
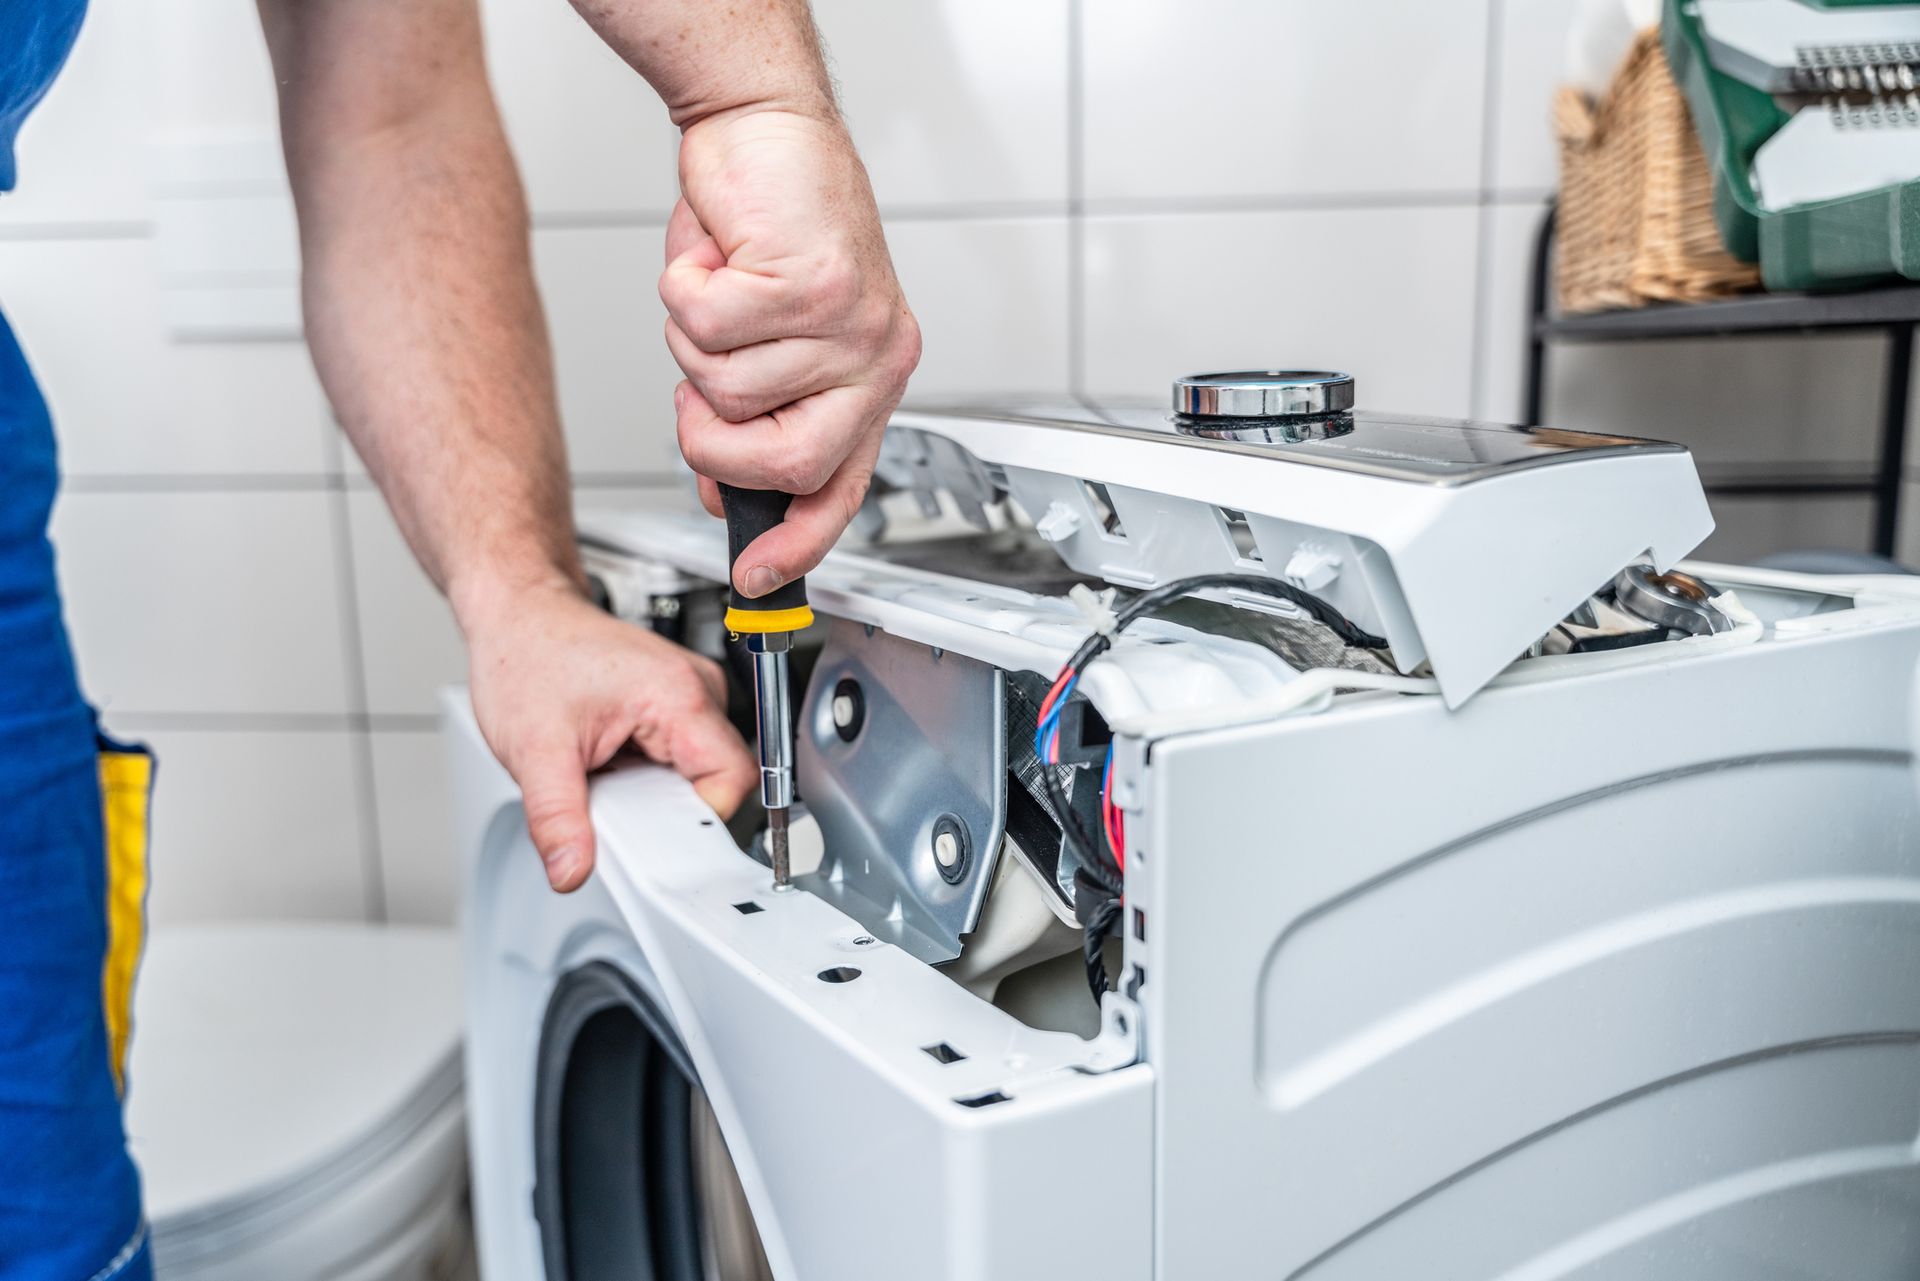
[720,483,812,890]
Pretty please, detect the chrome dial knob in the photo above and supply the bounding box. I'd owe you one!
[1173,370,1355,419]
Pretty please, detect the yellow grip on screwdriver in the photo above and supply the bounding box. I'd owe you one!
[719,483,812,636]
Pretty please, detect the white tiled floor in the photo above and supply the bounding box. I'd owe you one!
[53,490,355,717]
[0,238,333,477]
[816,0,1070,211]
[136,727,373,925]
[1081,0,1491,204]
[1081,205,1484,415]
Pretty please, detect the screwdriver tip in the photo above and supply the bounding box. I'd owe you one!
[768,806,793,891]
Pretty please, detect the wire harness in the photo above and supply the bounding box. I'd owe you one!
[1033,573,1389,999]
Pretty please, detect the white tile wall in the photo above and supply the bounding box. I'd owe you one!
[1082,0,1491,204]
[344,488,467,719]
[0,0,154,228]
[5,0,1909,926]
[479,0,681,220]
[816,0,1071,211]
[0,238,331,477]
[1493,0,1582,196]
[534,225,687,477]
[370,731,459,926]
[1082,206,1483,415]
[135,727,373,925]
[887,217,1073,396]
[52,491,354,716]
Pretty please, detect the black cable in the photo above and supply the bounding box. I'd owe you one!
[1086,572,1387,669]
[1079,894,1122,999]
[1043,764,1121,899]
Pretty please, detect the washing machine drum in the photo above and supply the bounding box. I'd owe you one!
[124,923,467,1281]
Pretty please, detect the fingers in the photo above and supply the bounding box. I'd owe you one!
[664,319,860,424]
[630,679,758,821]
[688,651,729,709]
[676,381,888,497]
[508,733,596,893]
[660,252,802,354]
[664,198,720,268]
[730,435,883,594]
[694,471,724,519]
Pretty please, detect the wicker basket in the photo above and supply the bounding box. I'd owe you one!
[1554,27,1760,314]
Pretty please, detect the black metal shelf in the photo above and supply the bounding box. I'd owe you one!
[1537,284,1920,342]
[1523,202,1913,556]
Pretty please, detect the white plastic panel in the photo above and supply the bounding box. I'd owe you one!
[453,696,1152,1281]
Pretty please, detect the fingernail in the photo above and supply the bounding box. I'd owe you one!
[743,566,781,598]
[545,845,586,887]
[673,384,688,411]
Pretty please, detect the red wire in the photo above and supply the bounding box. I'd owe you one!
[1037,666,1074,722]
[1102,766,1125,874]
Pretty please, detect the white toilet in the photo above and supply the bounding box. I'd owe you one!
[124,923,469,1281]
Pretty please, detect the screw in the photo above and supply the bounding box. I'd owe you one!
[830,678,865,742]
[930,814,970,884]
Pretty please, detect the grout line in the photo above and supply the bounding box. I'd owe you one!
[0,219,152,241]
[533,202,1075,232]
[62,470,685,495]
[1468,0,1507,419]
[1488,186,1555,206]
[100,711,445,733]
[63,473,343,493]
[1081,190,1486,219]
[880,200,1073,223]
[324,485,390,925]
[532,209,674,231]
[571,471,686,490]
[1067,0,1087,397]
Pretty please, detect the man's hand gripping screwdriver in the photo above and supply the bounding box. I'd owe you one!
[720,484,811,890]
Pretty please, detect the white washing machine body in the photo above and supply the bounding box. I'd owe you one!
[458,393,1920,1280]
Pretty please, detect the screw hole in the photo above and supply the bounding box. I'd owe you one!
[817,966,862,984]
[955,1090,1011,1109]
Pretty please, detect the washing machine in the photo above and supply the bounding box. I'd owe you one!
[456,373,1920,1280]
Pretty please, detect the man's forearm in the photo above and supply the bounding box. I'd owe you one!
[569,0,837,128]
[260,0,582,634]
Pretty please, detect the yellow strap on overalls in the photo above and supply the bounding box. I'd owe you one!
[98,749,152,1096]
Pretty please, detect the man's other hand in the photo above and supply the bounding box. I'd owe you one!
[662,107,920,602]
[464,580,757,892]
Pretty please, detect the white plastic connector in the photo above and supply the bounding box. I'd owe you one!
[1283,546,1342,592]
[1034,501,1083,543]
[1069,583,1121,638]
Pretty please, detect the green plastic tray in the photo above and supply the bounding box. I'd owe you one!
[1665,0,1920,290]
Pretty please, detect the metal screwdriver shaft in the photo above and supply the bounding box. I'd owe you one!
[719,484,811,891]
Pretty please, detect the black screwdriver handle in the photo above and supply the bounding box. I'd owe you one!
[719,483,811,629]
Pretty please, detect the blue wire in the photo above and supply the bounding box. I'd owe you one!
[1033,673,1077,762]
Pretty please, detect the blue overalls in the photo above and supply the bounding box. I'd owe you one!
[1,3,153,1277]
